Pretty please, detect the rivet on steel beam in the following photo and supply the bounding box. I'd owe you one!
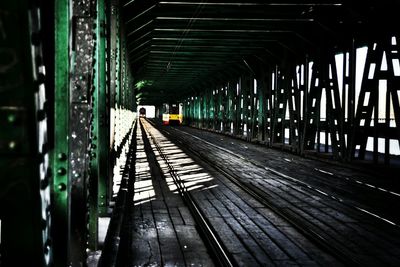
[57,168,66,176]
[8,141,16,150]
[7,114,17,123]
[58,183,67,191]
[57,153,67,161]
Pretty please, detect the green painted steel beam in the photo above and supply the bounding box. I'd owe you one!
[0,1,52,266]
[87,0,108,250]
[96,0,109,221]
[53,0,70,265]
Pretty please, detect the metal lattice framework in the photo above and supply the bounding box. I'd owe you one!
[183,35,400,164]
[1,0,400,266]
[121,0,399,164]
[52,0,136,265]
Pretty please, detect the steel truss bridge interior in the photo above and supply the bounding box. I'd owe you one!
[0,0,399,266]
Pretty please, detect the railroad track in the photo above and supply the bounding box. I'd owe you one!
[140,118,235,267]
[166,124,400,229]
[175,125,400,201]
[145,119,356,265]
[145,119,389,266]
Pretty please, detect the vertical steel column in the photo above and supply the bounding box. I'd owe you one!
[270,66,278,145]
[227,81,235,134]
[257,70,269,143]
[86,0,109,251]
[53,0,70,265]
[214,88,218,130]
[235,78,242,136]
[340,51,348,160]
[223,84,229,133]
[325,55,346,159]
[271,67,285,146]
[211,88,216,130]
[202,93,207,128]
[0,1,51,266]
[69,0,97,263]
[217,86,224,132]
[94,0,109,218]
[300,56,309,155]
[249,75,256,141]
[286,66,301,152]
[267,67,274,145]
[387,37,400,164]
[198,95,203,128]
[197,96,201,127]
[303,60,323,152]
[346,39,356,161]
[241,75,250,139]
[108,0,118,203]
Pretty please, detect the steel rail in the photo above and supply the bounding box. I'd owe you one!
[170,126,400,228]
[147,120,363,266]
[140,118,235,267]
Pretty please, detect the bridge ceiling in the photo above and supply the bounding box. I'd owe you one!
[121,0,399,105]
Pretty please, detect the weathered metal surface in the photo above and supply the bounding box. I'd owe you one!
[53,0,70,265]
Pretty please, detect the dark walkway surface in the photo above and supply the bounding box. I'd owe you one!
[115,122,214,266]
[112,118,400,266]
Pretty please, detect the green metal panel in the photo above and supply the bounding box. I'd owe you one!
[227,81,234,134]
[53,0,70,265]
[96,0,109,217]
[69,0,96,263]
[88,0,108,253]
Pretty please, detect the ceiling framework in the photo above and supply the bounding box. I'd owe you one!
[121,0,399,104]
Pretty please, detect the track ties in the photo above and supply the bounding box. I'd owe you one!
[140,118,234,267]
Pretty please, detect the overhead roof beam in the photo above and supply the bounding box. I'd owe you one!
[158,2,343,6]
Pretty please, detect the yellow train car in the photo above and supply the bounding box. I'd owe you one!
[162,103,183,126]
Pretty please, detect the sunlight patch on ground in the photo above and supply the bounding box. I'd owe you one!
[134,126,156,206]
[141,119,219,194]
